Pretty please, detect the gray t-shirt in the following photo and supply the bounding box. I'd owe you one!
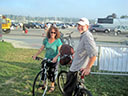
[70,31,97,72]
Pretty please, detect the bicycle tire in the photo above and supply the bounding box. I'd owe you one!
[77,88,92,96]
[57,71,68,94]
[32,70,48,96]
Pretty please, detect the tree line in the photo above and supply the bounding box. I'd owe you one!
[4,14,79,23]
[106,13,128,19]
[3,13,128,24]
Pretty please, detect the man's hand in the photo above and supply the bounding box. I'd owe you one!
[80,56,96,76]
[80,67,91,76]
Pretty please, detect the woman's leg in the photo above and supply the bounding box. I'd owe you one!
[48,66,56,92]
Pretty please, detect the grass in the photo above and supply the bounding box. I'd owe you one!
[0,41,128,96]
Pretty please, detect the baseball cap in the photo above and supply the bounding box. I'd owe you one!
[77,17,89,26]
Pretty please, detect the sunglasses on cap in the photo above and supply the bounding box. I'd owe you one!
[51,32,56,34]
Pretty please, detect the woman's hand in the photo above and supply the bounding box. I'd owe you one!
[52,57,57,63]
[32,55,37,60]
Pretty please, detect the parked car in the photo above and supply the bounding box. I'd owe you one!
[34,22,42,29]
[61,24,68,29]
[89,24,111,33]
[114,25,128,35]
[11,22,19,27]
[24,22,41,29]
[24,23,34,29]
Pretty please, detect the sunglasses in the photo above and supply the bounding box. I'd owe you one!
[51,32,56,34]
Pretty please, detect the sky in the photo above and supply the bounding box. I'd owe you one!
[0,0,128,19]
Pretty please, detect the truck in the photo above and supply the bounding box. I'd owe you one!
[95,18,128,31]
[1,15,11,33]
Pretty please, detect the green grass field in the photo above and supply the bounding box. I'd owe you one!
[0,42,128,96]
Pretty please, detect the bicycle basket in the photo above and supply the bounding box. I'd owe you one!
[59,44,74,65]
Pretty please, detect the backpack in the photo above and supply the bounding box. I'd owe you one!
[59,44,75,65]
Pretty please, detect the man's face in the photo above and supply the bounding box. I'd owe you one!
[77,24,88,33]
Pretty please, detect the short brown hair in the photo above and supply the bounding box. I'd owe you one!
[47,26,60,39]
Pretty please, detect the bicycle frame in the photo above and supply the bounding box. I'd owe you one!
[72,72,84,96]
[41,62,48,96]
[32,57,53,96]
[57,70,92,96]
[74,71,92,96]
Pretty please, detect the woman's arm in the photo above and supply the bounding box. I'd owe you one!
[33,45,45,60]
[52,45,62,63]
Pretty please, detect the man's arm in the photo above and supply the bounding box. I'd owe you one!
[80,56,96,76]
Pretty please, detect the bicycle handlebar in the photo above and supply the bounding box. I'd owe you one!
[35,56,44,60]
[32,56,53,63]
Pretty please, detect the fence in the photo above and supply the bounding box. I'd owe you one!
[91,45,128,76]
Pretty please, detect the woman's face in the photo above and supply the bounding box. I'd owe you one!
[50,29,56,39]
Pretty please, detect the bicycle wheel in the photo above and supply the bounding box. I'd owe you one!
[77,88,92,96]
[32,70,48,96]
[71,40,75,47]
[57,71,68,94]
[62,37,70,45]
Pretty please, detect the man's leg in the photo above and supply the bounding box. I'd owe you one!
[64,71,77,96]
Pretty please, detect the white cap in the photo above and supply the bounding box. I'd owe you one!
[77,17,89,26]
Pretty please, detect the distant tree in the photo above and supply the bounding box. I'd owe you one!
[120,15,128,19]
[3,14,80,23]
[106,13,117,19]
[112,13,117,18]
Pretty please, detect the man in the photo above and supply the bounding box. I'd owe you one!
[64,17,97,96]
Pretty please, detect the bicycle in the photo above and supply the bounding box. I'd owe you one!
[57,70,92,96]
[60,31,74,47]
[32,57,57,96]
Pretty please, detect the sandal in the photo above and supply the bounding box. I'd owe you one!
[38,84,46,90]
[48,87,55,93]
[41,85,46,90]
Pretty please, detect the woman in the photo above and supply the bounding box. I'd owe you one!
[33,26,62,92]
